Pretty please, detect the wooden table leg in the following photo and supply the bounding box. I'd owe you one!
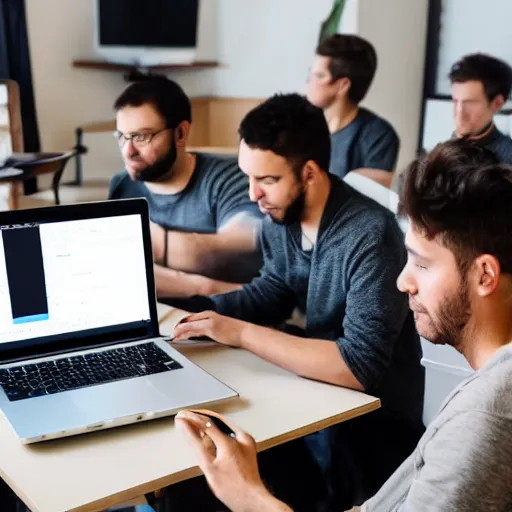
[7,182,20,210]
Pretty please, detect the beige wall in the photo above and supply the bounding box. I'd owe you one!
[357,0,429,172]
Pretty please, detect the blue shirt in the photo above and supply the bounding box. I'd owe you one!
[109,153,259,232]
[329,108,400,179]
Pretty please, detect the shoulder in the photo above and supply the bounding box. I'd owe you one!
[334,180,401,241]
[318,181,404,269]
[493,130,512,158]
[436,347,512,425]
[194,153,240,180]
[358,108,399,142]
[464,347,512,415]
[108,171,137,199]
[193,153,245,190]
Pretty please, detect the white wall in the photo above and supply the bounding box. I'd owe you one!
[25,0,427,182]
[213,0,333,97]
[436,0,512,96]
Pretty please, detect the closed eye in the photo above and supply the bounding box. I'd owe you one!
[258,177,280,185]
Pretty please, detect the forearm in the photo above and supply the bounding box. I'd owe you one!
[154,265,242,298]
[353,168,393,188]
[240,323,364,390]
[163,227,257,275]
[212,277,295,325]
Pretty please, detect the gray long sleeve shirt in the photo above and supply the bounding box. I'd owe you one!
[212,177,424,428]
[364,344,512,512]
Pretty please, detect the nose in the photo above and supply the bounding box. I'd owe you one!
[453,100,465,120]
[121,139,137,159]
[249,179,264,202]
[396,262,417,295]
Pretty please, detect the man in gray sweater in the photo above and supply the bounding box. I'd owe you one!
[172,93,424,510]
[176,139,512,512]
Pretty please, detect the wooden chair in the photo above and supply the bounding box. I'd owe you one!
[0,79,75,210]
[0,79,24,209]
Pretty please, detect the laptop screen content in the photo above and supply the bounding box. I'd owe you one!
[0,214,151,349]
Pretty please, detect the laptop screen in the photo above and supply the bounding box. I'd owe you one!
[0,202,156,361]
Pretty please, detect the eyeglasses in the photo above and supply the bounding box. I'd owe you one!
[114,127,171,148]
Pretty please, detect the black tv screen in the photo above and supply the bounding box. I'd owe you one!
[98,0,199,48]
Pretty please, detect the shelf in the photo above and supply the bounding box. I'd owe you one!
[72,60,219,72]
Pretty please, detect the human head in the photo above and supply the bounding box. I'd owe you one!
[306,34,377,109]
[114,74,192,182]
[238,93,331,225]
[397,139,512,348]
[449,53,512,137]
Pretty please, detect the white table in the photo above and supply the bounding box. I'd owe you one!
[0,305,380,512]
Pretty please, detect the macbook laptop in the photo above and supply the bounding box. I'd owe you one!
[0,199,238,443]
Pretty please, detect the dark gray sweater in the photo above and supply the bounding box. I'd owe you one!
[212,177,424,427]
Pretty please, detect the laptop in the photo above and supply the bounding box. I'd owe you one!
[0,199,238,444]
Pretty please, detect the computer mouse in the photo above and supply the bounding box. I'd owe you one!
[202,414,236,438]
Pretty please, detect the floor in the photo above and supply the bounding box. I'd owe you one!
[17,180,109,210]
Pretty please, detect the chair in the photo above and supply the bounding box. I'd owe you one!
[0,80,24,209]
[343,171,399,214]
[0,79,75,210]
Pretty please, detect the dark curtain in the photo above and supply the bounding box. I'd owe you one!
[0,0,40,194]
[0,1,37,503]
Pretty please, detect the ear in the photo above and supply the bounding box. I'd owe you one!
[302,160,321,184]
[473,254,501,297]
[490,94,505,114]
[174,121,191,148]
[336,77,351,98]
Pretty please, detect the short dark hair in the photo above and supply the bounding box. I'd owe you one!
[399,139,512,274]
[114,74,191,128]
[449,53,512,103]
[238,93,331,173]
[316,34,377,104]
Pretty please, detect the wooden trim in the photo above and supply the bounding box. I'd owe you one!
[80,120,116,133]
[72,60,220,72]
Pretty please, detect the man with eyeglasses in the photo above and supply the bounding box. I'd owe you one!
[109,75,262,299]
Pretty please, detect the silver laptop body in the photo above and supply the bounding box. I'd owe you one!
[0,199,237,443]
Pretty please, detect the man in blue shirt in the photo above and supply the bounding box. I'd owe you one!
[109,76,261,299]
[306,34,399,188]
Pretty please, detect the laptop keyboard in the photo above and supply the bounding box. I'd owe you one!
[0,342,183,402]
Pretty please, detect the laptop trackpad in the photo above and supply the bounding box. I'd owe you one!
[71,378,170,423]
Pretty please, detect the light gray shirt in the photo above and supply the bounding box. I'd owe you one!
[363,344,512,512]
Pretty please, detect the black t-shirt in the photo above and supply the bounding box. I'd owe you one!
[109,153,259,232]
[329,108,399,179]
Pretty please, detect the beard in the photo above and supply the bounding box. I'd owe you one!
[135,139,177,183]
[271,188,306,226]
[412,280,471,348]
